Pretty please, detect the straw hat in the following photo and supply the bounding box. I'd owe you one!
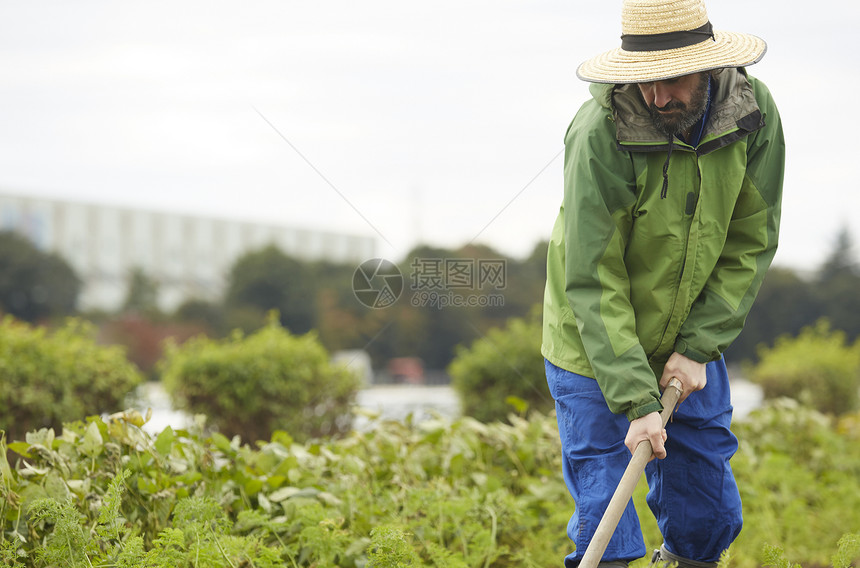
[577,0,767,84]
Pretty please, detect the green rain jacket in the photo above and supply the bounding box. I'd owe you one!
[541,68,785,421]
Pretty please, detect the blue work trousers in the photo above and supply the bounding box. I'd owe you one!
[545,359,743,566]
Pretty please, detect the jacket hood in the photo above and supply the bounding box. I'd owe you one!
[589,67,764,155]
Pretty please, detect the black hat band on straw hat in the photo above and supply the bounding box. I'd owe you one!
[621,21,715,52]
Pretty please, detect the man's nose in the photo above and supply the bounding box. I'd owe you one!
[654,84,673,109]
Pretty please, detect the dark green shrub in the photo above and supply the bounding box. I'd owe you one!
[448,312,551,423]
[160,315,360,443]
[746,320,860,415]
[0,316,143,442]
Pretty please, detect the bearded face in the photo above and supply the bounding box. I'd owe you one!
[638,72,711,138]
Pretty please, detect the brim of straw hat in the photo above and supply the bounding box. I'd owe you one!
[576,30,766,84]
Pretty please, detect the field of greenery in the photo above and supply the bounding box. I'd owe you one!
[1,398,859,568]
[2,298,860,567]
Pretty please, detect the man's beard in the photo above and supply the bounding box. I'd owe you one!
[646,73,710,138]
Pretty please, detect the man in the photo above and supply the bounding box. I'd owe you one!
[541,0,784,567]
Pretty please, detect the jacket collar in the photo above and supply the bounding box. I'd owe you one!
[593,67,764,155]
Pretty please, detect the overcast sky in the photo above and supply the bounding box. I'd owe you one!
[1,1,858,271]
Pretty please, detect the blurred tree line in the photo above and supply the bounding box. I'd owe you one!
[190,240,551,374]
[0,226,858,377]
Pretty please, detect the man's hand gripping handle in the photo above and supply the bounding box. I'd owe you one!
[579,378,684,568]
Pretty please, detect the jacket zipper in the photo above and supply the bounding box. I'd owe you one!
[652,153,699,358]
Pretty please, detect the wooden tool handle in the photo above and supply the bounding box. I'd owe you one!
[578,378,683,568]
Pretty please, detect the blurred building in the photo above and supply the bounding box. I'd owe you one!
[0,192,376,311]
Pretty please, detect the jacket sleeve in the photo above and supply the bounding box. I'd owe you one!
[674,79,785,362]
[563,107,664,421]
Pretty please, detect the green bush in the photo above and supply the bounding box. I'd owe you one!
[160,315,360,443]
[746,320,860,415]
[448,311,551,423]
[0,316,143,442]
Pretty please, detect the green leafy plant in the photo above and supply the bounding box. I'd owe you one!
[367,526,419,567]
[833,534,860,568]
[0,316,143,442]
[761,535,860,568]
[160,313,360,443]
[746,319,860,415]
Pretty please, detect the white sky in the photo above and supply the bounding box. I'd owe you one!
[1,1,858,270]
